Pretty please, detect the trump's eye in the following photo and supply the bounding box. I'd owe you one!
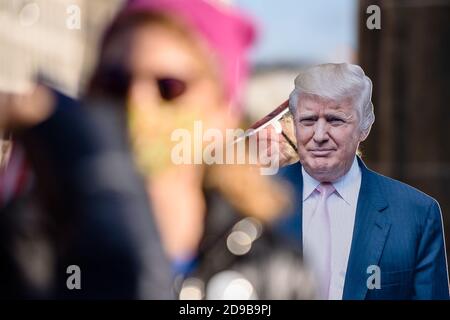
[299,117,316,126]
[328,117,345,126]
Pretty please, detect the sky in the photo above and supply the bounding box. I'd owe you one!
[235,0,358,65]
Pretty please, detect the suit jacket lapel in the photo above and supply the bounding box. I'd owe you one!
[342,157,390,299]
[297,157,390,299]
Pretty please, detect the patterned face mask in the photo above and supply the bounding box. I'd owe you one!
[127,99,203,177]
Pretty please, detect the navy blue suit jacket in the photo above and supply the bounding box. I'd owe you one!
[275,157,450,299]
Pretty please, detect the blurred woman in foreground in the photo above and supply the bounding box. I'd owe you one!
[89,0,315,299]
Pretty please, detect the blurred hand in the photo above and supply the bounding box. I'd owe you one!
[246,100,299,169]
[255,123,299,169]
[0,85,55,130]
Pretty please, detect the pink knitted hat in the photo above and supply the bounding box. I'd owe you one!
[118,0,256,114]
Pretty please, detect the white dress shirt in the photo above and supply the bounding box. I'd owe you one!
[302,156,361,300]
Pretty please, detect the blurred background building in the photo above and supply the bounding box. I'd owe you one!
[0,0,123,95]
[357,0,450,261]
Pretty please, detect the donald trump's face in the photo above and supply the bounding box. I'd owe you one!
[294,94,366,182]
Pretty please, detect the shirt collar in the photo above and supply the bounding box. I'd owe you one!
[332,156,361,205]
[302,156,361,205]
[302,166,321,201]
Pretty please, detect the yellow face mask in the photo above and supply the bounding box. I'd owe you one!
[127,100,203,177]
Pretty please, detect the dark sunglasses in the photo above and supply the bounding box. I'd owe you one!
[93,65,187,101]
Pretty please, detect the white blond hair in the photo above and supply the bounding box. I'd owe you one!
[289,63,375,135]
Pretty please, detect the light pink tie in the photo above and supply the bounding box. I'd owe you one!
[304,182,335,299]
